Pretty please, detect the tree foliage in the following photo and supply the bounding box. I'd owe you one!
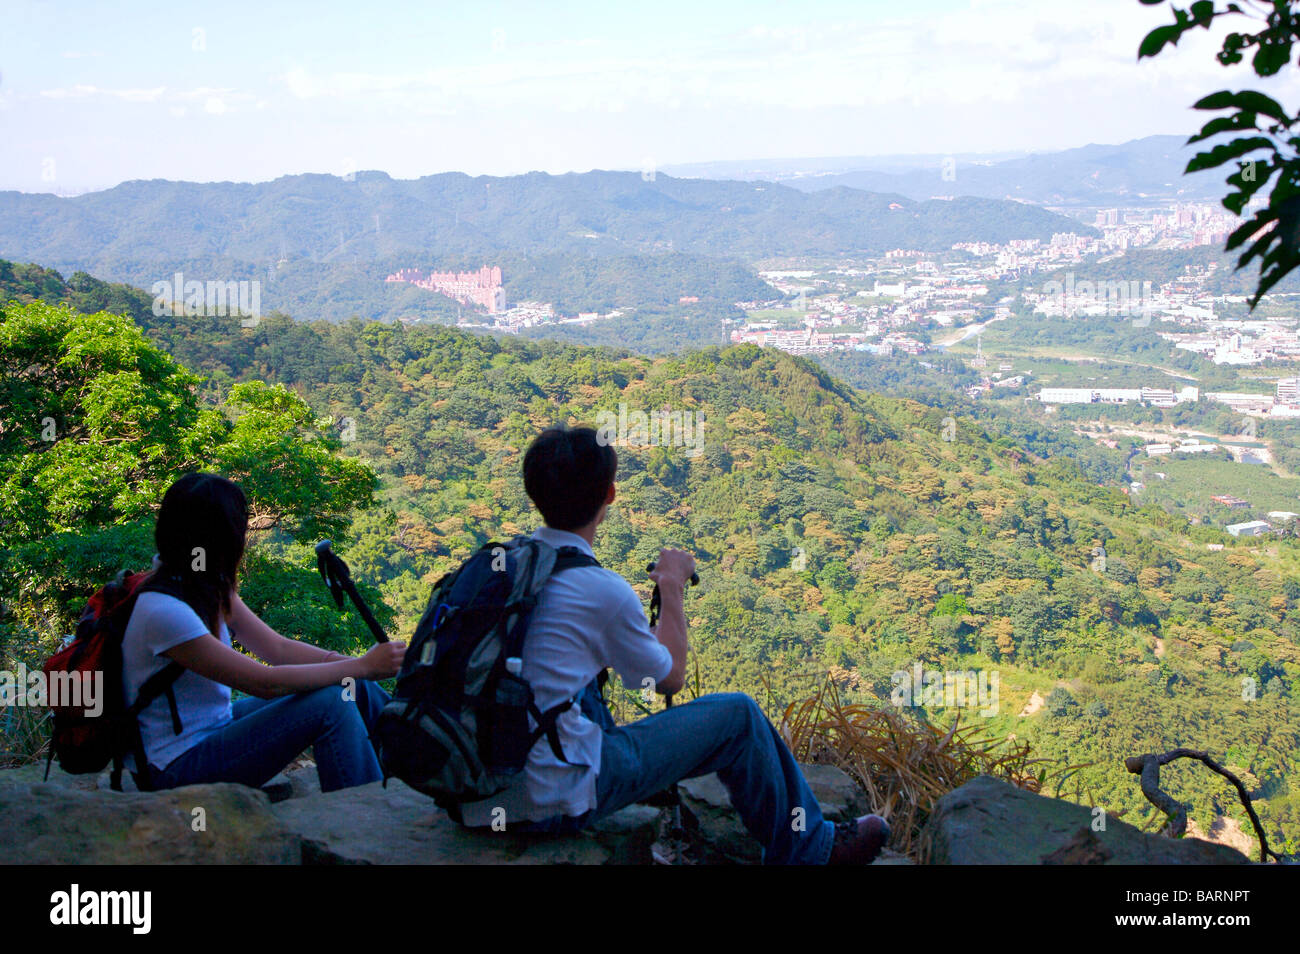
[1139,0,1300,304]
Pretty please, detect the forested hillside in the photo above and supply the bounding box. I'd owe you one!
[2,252,773,325]
[1,261,1296,853]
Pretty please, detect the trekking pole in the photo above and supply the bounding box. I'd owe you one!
[646,559,698,862]
[315,539,389,643]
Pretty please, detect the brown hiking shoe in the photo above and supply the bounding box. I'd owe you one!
[828,814,890,865]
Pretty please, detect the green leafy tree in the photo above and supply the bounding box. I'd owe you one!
[212,380,377,540]
[1139,0,1300,303]
[1046,687,1079,718]
[0,301,379,658]
[0,301,223,544]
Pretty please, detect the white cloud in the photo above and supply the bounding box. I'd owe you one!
[40,84,166,102]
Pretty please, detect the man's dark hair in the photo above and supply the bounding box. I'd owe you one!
[523,426,617,531]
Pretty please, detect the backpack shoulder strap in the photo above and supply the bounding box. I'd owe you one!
[501,544,598,652]
[117,661,186,793]
[121,570,191,727]
[134,570,188,603]
[129,661,186,720]
[532,545,607,747]
[552,546,600,573]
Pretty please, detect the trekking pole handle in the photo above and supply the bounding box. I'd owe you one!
[645,562,699,587]
[315,539,344,607]
[314,539,389,644]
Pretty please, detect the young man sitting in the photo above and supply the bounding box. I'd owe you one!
[459,425,889,864]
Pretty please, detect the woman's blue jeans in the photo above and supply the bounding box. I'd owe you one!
[143,680,389,794]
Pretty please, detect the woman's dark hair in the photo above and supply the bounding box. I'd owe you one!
[153,472,248,635]
[523,426,617,531]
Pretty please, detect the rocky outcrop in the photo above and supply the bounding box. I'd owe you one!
[0,760,874,865]
[271,779,660,865]
[0,761,660,865]
[920,775,1251,865]
[0,779,298,864]
[0,763,1253,864]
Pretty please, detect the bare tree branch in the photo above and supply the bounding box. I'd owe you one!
[1125,748,1281,863]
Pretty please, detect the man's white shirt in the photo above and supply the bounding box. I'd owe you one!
[459,526,672,826]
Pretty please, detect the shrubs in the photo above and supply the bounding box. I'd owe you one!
[1045,687,1079,717]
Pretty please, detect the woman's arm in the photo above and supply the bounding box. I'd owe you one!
[227,594,350,665]
[164,633,404,699]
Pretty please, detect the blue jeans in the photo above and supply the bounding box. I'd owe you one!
[143,681,389,794]
[524,683,835,865]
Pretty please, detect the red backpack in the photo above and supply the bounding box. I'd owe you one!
[43,570,186,791]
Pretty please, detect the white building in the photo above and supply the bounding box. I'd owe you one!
[1206,392,1275,415]
[1038,388,1097,404]
[1141,386,1200,407]
[1037,386,1189,405]
[1226,521,1272,537]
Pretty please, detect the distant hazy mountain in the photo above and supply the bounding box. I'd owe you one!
[662,151,1031,182]
[665,136,1223,206]
[0,169,1091,321]
[0,170,1088,265]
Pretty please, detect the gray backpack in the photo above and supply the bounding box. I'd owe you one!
[374,536,597,817]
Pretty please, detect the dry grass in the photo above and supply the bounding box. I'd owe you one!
[0,617,63,768]
[780,675,1084,859]
[0,701,50,768]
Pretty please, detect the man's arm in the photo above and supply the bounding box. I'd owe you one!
[648,548,695,696]
[651,587,688,696]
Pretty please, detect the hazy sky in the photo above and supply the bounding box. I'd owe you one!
[4,0,1300,192]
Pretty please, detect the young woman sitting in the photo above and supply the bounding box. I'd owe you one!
[121,471,406,792]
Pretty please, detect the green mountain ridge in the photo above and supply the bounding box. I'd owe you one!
[0,171,1094,322]
[0,170,1092,260]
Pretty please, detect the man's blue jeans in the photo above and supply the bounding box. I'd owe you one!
[143,681,389,793]
[526,683,835,865]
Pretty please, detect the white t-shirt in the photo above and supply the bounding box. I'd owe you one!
[121,590,234,771]
[460,527,673,825]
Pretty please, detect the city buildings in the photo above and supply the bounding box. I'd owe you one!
[386,266,506,313]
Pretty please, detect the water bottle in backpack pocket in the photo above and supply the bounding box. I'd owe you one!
[482,657,533,771]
